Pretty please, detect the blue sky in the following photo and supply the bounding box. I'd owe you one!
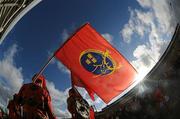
[0,0,142,90]
[0,0,178,118]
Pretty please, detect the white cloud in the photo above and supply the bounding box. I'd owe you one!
[56,62,70,74]
[139,0,180,34]
[46,80,71,118]
[121,23,134,43]
[137,0,152,8]
[55,108,71,119]
[0,44,24,107]
[139,0,175,33]
[121,8,154,43]
[121,0,177,73]
[102,33,114,45]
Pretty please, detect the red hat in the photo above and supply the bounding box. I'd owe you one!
[32,74,47,88]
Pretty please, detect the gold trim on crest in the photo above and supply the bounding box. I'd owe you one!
[79,49,118,76]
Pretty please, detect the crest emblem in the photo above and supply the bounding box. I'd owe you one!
[80,49,116,75]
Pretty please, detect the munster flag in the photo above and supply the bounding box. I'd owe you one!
[55,23,137,103]
[71,72,95,101]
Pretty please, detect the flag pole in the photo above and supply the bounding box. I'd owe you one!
[33,54,55,83]
[71,73,82,96]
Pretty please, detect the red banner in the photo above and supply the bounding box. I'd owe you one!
[55,23,137,103]
[71,72,95,101]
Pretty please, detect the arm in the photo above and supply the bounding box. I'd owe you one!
[44,91,56,119]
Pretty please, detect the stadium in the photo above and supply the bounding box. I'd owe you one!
[0,0,180,118]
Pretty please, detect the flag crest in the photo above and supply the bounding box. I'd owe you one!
[80,49,116,76]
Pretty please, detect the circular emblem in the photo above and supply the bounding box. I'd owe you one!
[80,49,116,75]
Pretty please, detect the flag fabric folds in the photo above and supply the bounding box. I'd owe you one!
[54,23,137,103]
[71,72,95,101]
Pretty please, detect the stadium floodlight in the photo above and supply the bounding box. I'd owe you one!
[0,0,42,44]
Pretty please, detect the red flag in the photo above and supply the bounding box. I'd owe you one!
[55,23,137,103]
[71,72,95,101]
[89,107,95,119]
[71,72,84,87]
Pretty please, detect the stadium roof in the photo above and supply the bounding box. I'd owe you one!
[0,0,42,44]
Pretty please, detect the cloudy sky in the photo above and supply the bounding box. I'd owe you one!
[0,0,179,118]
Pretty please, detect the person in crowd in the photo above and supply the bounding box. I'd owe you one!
[7,74,56,119]
[67,88,94,119]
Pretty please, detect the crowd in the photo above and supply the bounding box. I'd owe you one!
[97,82,180,119]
